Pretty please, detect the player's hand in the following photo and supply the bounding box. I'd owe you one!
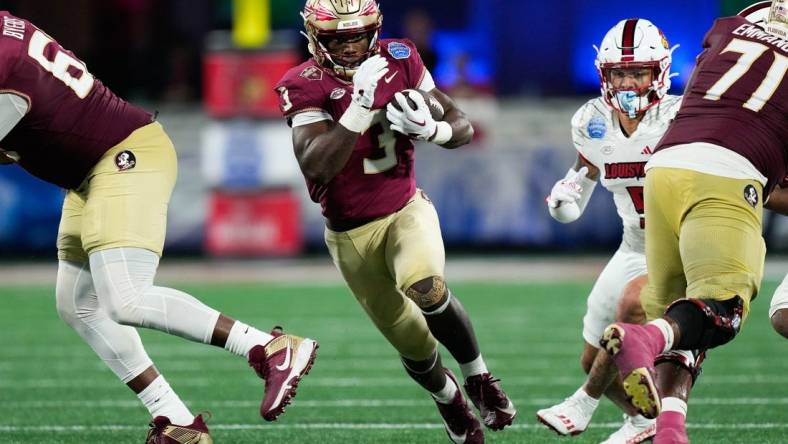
[546,167,589,209]
[351,55,389,110]
[386,91,437,141]
[0,149,20,165]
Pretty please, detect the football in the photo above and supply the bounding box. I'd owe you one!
[389,89,445,121]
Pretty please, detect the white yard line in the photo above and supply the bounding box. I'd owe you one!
[0,422,786,432]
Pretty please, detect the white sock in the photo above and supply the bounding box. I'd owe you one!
[459,354,488,379]
[572,387,599,409]
[224,321,274,358]
[137,375,193,425]
[431,376,459,404]
[662,397,688,416]
[648,318,674,352]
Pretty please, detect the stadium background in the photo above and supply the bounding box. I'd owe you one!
[0,1,786,444]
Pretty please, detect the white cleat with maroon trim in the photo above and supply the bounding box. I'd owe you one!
[536,395,594,436]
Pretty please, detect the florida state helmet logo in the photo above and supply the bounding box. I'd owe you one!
[115,150,137,171]
[743,184,758,208]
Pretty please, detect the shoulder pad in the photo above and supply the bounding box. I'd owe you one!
[571,97,611,141]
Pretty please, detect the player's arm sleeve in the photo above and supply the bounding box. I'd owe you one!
[417,69,436,92]
[399,39,434,91]
[0,92,29,141]
[275,80,330,127]
[569,105,598,211]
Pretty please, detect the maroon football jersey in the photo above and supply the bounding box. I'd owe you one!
[0,12,152,189]
[275,39,429,224]
[656,16,788,194]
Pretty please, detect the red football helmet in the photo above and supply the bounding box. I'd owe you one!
[301,0,383,79]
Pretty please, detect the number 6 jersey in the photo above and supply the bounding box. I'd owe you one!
[655,15,788,195]
[0,12,152,189]
[275,38,433,226]
[572,95,682,253]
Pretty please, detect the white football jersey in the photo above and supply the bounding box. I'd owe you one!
[571,95,682,253]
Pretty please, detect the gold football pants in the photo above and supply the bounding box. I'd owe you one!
[640,167,765,322]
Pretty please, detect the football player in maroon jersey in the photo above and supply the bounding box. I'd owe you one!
[598,2,788,443]
[0,12,318,443]
[276,1,516,442]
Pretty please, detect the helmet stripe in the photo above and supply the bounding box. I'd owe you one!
[621,18,639,61]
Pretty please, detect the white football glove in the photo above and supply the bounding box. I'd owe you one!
[351,54,389,110]
[386,91,438,141]
[546,166,589,209]
[339,55,389,134]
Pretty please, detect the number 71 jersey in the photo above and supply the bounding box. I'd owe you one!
[656,15,788,195]
[0,12,152,189]
[275,39,431,224]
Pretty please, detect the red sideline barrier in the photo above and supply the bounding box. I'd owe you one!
[205,189,302,256]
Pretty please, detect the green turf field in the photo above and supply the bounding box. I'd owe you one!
[1,280,786,443]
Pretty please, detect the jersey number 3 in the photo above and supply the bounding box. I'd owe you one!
[364,114,398,174]
[28,30,95,99]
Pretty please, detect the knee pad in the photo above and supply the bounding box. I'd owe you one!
[655,349,706,385]
[666,297,743,350]
[405,276,448,311]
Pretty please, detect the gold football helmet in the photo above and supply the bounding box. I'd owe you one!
[301,0,383,78]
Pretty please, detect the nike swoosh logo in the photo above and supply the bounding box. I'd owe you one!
[407,117,426,126]
[384,71,398,83]
[275,342,292,371]
[442,419,467,443]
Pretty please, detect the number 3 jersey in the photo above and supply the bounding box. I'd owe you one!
[275,39,433,225]
[571,95,682,253]
[655,15,788,195]
[0,12,152,189]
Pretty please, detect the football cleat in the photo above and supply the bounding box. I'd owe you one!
[464,373,516,430]
[600,414,657,444]
[600,323,665,419]
[145,414,213,444]
[535,395,593,436]
[435,369,484,443]
[248,327,319,421]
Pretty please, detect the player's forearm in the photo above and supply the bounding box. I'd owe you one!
[437,108,474,149]
[299,126,358,185]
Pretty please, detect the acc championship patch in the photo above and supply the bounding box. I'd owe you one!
[743,184,759,208]
[387,42,411,59]
[115,150,136,171]
[587,116,607,139]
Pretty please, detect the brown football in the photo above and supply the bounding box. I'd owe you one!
[389,89,445,121]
